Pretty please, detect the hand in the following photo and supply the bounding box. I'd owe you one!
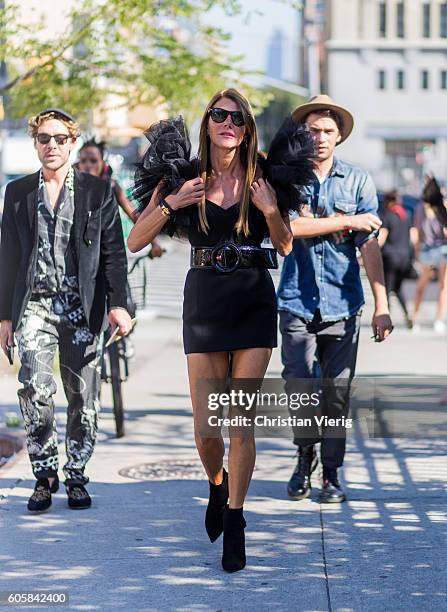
[250,178,278,216]
[165,178,205,210]
[108,309,132,338]
[371,311,393,342]
[130,209,140,224]
[349,213,382,233]
[149,240,164,258]
[0,320,14,360]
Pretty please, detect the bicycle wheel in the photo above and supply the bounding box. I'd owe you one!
[108,340,125,438]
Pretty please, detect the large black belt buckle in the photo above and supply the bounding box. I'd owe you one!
[211,243,241,273]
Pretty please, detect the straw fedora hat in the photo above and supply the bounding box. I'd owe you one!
[291,94,354,144]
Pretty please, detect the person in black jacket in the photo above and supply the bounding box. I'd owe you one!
[0,108,132,512]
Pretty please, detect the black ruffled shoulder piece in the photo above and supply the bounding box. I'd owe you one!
[132,116,199,236]
[263,117,316,213]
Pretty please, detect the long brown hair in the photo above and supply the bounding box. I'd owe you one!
[197,88,258,236]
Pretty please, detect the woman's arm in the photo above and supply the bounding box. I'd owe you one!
[127,178,205,253]
[250,179,292,256]
[113,180,139,222]
[127,185,168,252]
[264,209,293,256]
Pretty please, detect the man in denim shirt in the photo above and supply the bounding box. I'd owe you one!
[277,95,393,503]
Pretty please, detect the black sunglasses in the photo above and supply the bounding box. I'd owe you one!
[208,107,245,127]
[36,133,71,145]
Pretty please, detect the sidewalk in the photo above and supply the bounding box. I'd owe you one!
[0,296,446,610]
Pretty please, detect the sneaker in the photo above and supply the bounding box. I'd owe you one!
[412,323,422,333]
[434,320,446,334]
[66,484,91,509]
[28,478,52,513]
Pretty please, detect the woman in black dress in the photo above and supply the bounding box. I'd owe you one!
[128,88,312,572]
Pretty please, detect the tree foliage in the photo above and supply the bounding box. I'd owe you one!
[0,0,286,125]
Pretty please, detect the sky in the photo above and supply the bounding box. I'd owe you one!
[203,0,301,84]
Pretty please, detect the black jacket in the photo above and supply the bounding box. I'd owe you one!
[0,169,128,333]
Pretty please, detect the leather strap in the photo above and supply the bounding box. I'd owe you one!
[191,244,278,273]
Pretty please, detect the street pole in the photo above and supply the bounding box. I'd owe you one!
[303,0,322,96]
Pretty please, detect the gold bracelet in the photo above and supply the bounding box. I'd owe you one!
[158,199,173,217]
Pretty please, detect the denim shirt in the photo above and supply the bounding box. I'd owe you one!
[277,158,379,322]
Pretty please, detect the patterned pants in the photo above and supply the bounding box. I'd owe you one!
[15,296,103,485]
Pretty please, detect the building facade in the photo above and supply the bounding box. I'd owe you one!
[325,0,447,193]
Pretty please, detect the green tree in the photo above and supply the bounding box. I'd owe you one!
[257,86,306,151]
[0,0,278,124]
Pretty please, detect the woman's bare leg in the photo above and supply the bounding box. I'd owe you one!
[187,352,229,484]
[227,347,272,508]
[412,265,432,323]
[436,264,447,321]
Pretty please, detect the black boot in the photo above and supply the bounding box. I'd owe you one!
[28,478,52,513]
[205,468,229,542]
[320,467,346,503]
[222,507,246,573]
[287,445,318,500]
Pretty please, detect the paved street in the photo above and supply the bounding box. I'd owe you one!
[1,244,446,611]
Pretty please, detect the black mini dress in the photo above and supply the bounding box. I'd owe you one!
[176,200,277,354]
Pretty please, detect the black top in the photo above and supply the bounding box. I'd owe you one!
[382,208,412,262]
[166,199,269,246]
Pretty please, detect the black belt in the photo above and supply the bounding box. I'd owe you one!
[191,244,278,273]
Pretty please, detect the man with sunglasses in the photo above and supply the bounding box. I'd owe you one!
[0,108,132,512]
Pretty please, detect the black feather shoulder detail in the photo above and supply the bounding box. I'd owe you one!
[263,117,316,213]
[132,116,199,214]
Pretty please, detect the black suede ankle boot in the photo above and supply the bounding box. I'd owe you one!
[222,506,246,572]
[205,468,229,542]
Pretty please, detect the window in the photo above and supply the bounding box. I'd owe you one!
[421,70,429,89]
[422,3,431,38]
[378,70,386,89]
[441,3,447,38]
[379,2,387,37]
[396,2,405,38]
[441,70,447,89]
[397,70,405,89]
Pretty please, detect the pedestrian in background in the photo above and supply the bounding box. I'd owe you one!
[412,176,447,333]
[378,190,413,329]
[78,138,139,222]
[78,137,164,257]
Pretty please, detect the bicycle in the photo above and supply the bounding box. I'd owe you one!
[101,247,165,437]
